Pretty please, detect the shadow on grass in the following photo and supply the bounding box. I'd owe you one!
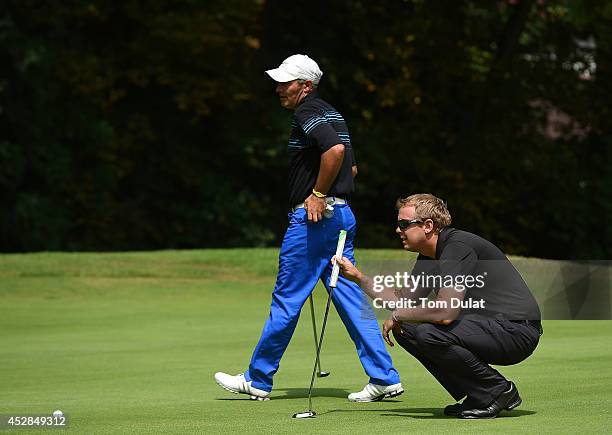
[273,387,350,400]
[215,387,351,401]
[319,407,536,419]
[273,388,405,402]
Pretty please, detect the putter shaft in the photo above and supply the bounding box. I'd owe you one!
[307,286,334,412]
[309,294,326,376]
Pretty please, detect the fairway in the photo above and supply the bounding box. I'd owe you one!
[1,249,611,434]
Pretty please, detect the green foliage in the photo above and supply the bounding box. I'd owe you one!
[0,0,609,258]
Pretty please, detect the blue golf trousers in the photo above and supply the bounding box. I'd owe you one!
[244,204,400,392]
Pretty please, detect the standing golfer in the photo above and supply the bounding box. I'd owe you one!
[335,194,542,418]
[214,54,402,401]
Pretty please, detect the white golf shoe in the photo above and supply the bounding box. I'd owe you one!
[348,382,404,402]
[214,372,270,401]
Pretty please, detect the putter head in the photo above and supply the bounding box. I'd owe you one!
[317,371,330,378]
[292,410,316,419]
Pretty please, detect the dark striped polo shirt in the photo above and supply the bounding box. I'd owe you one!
[287,91,356,207]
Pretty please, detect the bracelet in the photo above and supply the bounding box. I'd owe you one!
[312,189,326,198]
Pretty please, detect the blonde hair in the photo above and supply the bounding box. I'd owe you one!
[396,194,452,232]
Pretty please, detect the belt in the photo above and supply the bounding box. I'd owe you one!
[291,197,347,212]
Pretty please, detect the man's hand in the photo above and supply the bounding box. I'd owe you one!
[382,318,400,347]
[304,194,326,222]
[332,255,363,284]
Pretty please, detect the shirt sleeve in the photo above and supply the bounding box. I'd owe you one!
[406,254,440,295]
[439,242,478,283]
[294,105,342,152]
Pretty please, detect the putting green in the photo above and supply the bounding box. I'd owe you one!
[1,249,610,433]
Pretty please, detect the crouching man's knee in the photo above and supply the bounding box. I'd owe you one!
[414,323,451,349]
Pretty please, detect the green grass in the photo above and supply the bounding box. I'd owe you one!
[1,249,611,434]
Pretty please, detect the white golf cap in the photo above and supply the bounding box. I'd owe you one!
[265,54,323,84]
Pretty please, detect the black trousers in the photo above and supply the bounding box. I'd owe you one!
[393,317,541,407]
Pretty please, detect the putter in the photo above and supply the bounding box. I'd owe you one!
[293,230,347,419]
[309,294,330,378]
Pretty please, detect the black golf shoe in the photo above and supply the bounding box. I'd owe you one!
[459,381,522,419]
[443,398,480,416]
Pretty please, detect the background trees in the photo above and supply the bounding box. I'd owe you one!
[1,0,610,259]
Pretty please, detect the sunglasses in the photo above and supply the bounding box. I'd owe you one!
[397,219,423,230]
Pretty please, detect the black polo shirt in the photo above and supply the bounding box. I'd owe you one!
[286,91,355,207]
[411,227,541,321]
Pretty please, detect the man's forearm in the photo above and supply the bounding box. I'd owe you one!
[357,275,462,323]
[314,144,344,193]
[392,287,464,324]
[392,306,453,324]
[357,274,399,303]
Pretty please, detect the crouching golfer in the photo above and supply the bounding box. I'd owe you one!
[214,54,401,401]
[335,194,542,418]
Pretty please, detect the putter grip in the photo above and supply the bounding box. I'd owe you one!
[329,230,347,288]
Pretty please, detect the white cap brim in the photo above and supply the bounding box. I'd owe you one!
[265,68,300,83]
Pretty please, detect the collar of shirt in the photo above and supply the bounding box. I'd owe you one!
[435,227,453,259]
[297,90,319,107]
